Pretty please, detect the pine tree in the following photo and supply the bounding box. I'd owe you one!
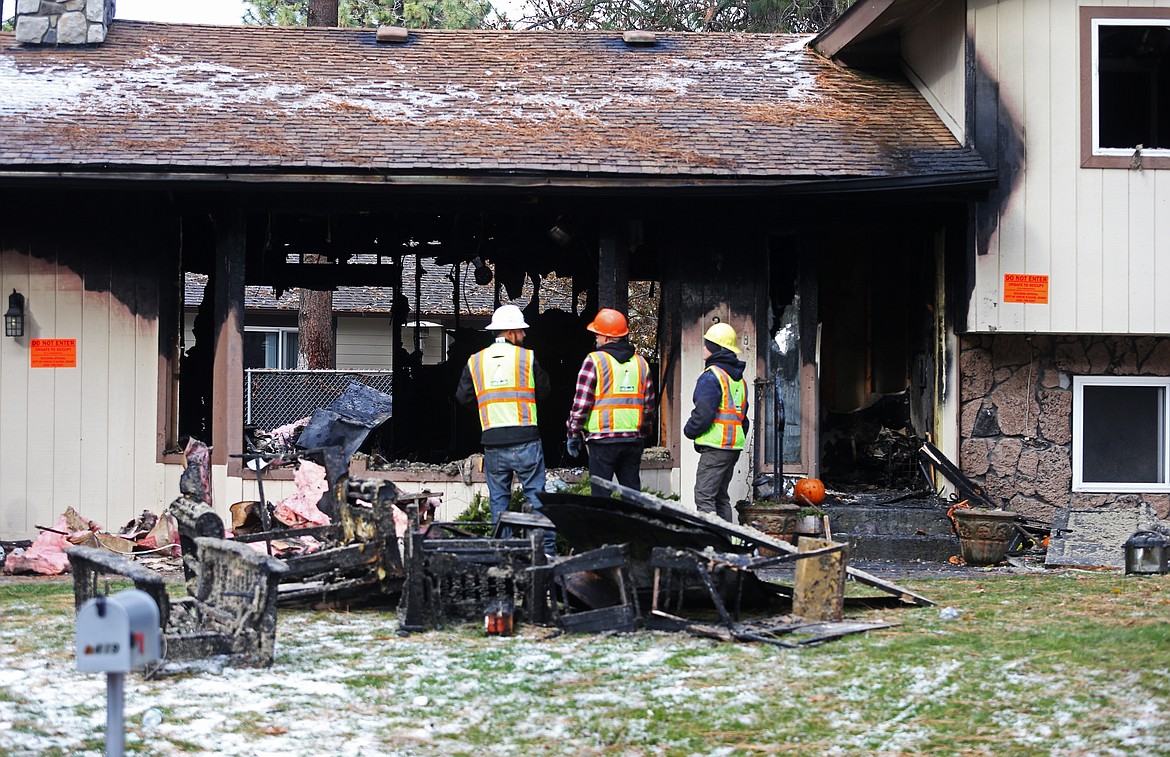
[244,0,492,29]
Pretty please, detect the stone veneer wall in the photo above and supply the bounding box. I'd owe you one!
[15,0,115,45]
[959,334,1170,522]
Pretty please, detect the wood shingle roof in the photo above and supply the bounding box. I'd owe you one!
[0,22,990,186]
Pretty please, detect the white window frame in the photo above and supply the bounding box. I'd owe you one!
[245,326,299,370]
[1072,375,1170,493]
[1090,16,1170,160]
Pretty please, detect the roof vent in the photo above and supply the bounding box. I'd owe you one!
[376,26,410,44]
[622,30,658,46]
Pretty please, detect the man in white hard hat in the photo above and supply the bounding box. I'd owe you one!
[456,305,553,549]
[683,321,749,522]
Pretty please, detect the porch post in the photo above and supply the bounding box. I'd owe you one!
[211,206,246,471]
[598,220,629,313]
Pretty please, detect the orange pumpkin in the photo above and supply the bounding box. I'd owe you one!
[794,478,826,507]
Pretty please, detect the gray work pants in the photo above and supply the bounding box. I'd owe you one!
[694,446,740,522]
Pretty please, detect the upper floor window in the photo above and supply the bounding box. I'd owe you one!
[1081,8,1170,169]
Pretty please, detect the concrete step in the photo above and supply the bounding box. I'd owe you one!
[826,500,960,562]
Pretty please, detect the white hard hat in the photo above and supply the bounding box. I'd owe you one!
[486,304,529,330]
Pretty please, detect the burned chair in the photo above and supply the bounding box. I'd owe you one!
[398,503,554,632]
[548,544,640,633]
[66,537,287,669]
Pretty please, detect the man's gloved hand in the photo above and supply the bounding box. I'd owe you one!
[566,436,584,458]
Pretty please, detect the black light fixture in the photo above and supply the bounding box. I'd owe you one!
[1124,530,1170,575]
[548,217,572,246]
[4,289,24,338]
[471,257,493,286]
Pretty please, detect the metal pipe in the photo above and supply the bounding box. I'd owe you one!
[773,380,784,498]
[106,672,125,757]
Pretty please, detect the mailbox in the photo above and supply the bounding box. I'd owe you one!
[76,589,161,673]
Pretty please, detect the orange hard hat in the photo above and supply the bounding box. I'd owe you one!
[587,308,629,338]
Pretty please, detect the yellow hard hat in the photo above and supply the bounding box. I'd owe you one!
[703,322,740,353]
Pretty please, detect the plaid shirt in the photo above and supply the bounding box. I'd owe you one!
[566,353,656,441]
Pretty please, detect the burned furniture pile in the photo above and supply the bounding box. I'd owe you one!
[172,448,433,607]
[398,508,554,631]
[66,536,287,671]
[399,477,933,647]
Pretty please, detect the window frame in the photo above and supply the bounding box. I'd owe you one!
[244,326,299,370]
[1080,7,1170,169]
[1072,375,1170,493]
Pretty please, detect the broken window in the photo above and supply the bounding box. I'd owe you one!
[1073,376,1170,492]
[157,210,664,470]
[1082,8,1170,168]
[1095,22,1170,151]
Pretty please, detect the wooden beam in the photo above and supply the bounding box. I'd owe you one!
[597,220,629,312]
[211,206,246,469]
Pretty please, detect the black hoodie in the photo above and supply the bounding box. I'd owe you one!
[683,344,749,442]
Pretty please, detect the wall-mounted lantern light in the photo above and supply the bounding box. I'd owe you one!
[5,289,24,337]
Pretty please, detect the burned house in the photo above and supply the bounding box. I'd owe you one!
[11,0,1141,543]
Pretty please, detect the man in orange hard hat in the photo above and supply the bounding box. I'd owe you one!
[456,304,553,551]
[566,308,656,491]
[684,321,749,522]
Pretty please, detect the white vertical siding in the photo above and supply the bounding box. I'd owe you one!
[0,250,31,537]
[0,248,166,540]
[1156,171,1170,333]
[969,0,1170,334]
[1048,0,1080,328]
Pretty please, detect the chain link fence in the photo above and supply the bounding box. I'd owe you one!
[245,369,394,430]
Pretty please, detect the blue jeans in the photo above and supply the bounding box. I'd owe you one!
[484,439,553,551]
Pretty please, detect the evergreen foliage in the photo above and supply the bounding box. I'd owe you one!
[245,0,492,29]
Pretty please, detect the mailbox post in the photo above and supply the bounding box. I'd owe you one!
[76,589,162,757]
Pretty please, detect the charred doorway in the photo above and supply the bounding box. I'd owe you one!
[765,216,953,492]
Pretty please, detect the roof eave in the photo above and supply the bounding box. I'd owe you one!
[812,0,899,59]
[0,166,998,196]
[812,0,951,66]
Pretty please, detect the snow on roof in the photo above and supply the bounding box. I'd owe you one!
[0,22,989,182]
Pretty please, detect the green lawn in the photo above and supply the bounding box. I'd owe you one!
[1,571,1167,755]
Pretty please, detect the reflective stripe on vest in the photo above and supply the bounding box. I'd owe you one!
[585,351,648,434]
[468,341,538,430]
[695,365,746,450]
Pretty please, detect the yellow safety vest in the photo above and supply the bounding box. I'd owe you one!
[585,351,649,434]
[695,365,746,450]
[468,340,538,431]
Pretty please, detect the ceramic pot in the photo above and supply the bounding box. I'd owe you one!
[952,508,1017,566]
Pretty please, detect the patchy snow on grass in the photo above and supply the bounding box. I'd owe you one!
[3,577,1170,756]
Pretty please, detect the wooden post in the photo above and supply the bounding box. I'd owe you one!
[793,536,846,621]
[597,221,629,312]
[211,206,246,469]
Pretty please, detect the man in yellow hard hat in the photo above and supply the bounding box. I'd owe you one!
[456,304,553,550]
[566,308,656,490]
[684,321,749,522]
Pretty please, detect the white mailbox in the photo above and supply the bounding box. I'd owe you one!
[76,589,161,673]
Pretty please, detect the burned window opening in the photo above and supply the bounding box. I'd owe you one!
[164,210,666,471]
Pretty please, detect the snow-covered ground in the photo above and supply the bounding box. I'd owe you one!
[2,589,1168,756]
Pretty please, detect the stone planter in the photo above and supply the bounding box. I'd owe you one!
[795,514,823,536]
[952,508,1017,566]
[736,501,800,547]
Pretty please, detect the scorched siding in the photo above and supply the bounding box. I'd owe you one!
[968,0,1170,335]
